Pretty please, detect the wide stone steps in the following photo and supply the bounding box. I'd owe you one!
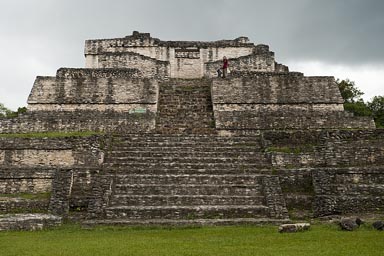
[107,156,268,165]
[108,151,263,159]
[104,162,270,170]
[155,82,214,134]
[112,174,265,185]
[108,147,262,154]
[88,130,289,224]
[106,167,272,175]
[109,195,266,206]
[105,205,270,220]
[113,184,263,196]
[111,139,262,149]
[83,218,290,227]
[111,143,262,150]
[115,135,261,142]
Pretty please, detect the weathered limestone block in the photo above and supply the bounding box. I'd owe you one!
[48,169,74,216]
[278,223,310,233]
[0,214,61,231]
[28,68,158,106]
[313,167,384,216]
[98,52,170,78]
[0,179,52,194]
[211,73,375,130]
[10,150,74,167]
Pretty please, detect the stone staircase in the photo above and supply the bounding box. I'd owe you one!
[85,78,289,226]
[87,134,289,225]
[155,79,216,134]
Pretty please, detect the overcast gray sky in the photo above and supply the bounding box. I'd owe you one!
[0,0,383,110]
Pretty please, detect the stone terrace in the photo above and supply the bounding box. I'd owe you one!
[0,32,382,229]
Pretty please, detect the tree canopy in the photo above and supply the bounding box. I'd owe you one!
[0,103,27,118]
[337,79,384,128]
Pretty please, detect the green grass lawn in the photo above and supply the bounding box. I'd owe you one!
[0,224,383,256]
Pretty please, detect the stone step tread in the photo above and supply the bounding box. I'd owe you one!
[105,205,271,219]
[112,174,269,182]
[112,195,265,199]
[113,184,263,195]
[111,174,269,178]
[82,218,291,226]
[105,162,270,168]
[107,205,268,210]
[115,135,261,139]
[114,184,263,188]
[107,156,267,161]
[114,137,262,142]
[109,195,266,206]
[103,167,273,174]
[112,137,261,142]
[108,148,266,157]
[110,145,262,150]
[83,218,290,226]
[109,147,262,152]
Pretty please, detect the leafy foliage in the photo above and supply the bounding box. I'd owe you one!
[336,79,364,103]
[337,79,384,128]
[344,101,372,117]
[0,103,13,118]
[368,96,384,128]
[0,104,27,118]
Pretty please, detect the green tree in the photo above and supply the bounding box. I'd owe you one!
[0,103,13,118]
[336,79,371,117]
[344,101,372,117]
[0,104,27,118]
[337,79,364,103]
[368,96,384,128]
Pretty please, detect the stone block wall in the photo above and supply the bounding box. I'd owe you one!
[0,68,159,134]
[264,129,384,168]
[28,68,157,106]
[259,129,384,217]
[97,52,170,78]
[211,72,375,130]
[0,136,102,213]
[0,110,156,134]
[313,167,384,216]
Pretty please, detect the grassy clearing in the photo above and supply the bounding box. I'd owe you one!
[0,131,101,138]
[0,224,383,256]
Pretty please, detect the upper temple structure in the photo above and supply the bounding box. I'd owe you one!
[0,32,382,230]
[84,31,288,78]
[0,31,375,133]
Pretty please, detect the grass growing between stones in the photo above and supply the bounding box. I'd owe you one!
[0,224,383,256]
[0,192,51,200]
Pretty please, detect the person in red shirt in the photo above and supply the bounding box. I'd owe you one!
[222,56,229,78]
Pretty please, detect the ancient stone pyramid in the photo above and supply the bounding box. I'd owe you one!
[0,32,383,230]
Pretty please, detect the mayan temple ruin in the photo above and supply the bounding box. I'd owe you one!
[0,31,383,230]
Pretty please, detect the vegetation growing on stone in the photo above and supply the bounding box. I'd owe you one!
[337,79,384,127]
